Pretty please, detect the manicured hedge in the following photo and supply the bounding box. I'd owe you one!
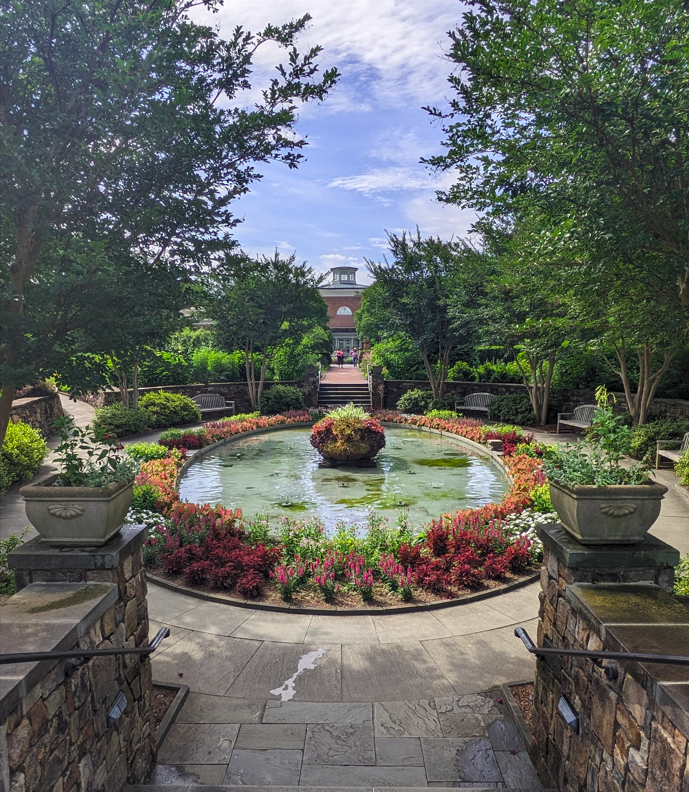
[0,421,48,492]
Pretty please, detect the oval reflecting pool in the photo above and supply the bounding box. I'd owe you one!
[178,426,509,530]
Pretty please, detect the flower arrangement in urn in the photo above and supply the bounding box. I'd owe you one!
[310,403,385,465]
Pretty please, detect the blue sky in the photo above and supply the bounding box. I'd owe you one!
[192,0,476,284]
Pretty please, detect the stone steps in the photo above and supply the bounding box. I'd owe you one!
[318,384,371,407]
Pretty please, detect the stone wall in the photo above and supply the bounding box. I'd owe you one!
[381,380,689,420]
[531,523,687,792]
[2,527,155,792]
[10,393,64,437]
[101,380,306,414]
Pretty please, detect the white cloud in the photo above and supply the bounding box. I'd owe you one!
[329,167,433,196]
[191,0,463,110]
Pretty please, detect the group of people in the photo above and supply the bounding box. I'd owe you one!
[334,347,359,368]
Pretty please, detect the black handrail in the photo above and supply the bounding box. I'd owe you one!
[0,627,170,666]
[515,627,689,666]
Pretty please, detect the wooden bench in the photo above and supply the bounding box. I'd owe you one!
[557,404,599,434]
[656,432,689,469]
[455,392,496,415]
[192,393,236,417]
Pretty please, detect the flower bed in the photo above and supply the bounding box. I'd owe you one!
[131,409,553,607]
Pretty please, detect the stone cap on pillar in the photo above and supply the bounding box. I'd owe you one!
[538,521,679,571]
[8,524,147,573]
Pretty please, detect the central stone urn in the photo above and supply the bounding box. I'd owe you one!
[310,403,386,465]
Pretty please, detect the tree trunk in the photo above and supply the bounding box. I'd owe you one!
[108,355,129,407]
[421,352,440,400]
[0,386,16,449]
[131,358,140,410]
[244,340,257,409]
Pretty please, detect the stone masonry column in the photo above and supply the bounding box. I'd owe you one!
[303,365,319,409]
[530,522,682,791]
[4,526,155,792]
[371,366,385,410]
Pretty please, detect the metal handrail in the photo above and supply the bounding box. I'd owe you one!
[366,363,371,393]
[515,627,689,667]
[0,627,170,666]
[317,361,321,390]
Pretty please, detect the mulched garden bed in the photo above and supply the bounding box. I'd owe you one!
[147,564,539,610]
[151,684,177,732]
[509,682,534,732]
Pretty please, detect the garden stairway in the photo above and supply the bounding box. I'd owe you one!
[317,382,371,407]
[130,786,552,791]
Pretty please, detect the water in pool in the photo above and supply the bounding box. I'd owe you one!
[178,426,508,530]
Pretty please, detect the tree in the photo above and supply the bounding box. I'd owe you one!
[361,231,478,400]
[426,0,689,333]
[208,252,328,408]
[0,0,338,445]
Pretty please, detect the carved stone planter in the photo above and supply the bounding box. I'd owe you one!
[549,480,668,545]
[20,476,133,546]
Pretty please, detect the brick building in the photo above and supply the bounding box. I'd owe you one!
[317,266,368,352]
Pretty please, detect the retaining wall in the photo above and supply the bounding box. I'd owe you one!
[10,393,64,437]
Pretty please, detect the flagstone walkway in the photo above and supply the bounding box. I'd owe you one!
[147,580,542,786]
[321,363,367,384]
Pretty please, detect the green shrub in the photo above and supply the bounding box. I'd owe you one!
[473,360,522,383]
[425,409,458,419]
[487,393,535,425]
[530,484,554,513]
[430,394,457,412]
[370,335,426,380]
[191,347,243,383]
[396,389,433,414]
[138,390,201,428]
[447,361,474,382]
[675,554,689,595]
[0,421,48,490]
[676,449,689,487]
[0,530,28,595]
[221,412,260,422]
[259,385,305,414]
[92,404,151,438]
[131,484,161,511]
[158,428,182,441]
[125,443,169,462]
[628,419,689,462]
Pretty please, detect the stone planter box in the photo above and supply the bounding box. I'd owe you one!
[549,479,668,545]
[20,476,133,546]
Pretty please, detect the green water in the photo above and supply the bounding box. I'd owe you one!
[178,426,509,530]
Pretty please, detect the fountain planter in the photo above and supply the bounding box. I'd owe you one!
[20,476,134,546]
[549,480,667,545]
[310,408,386,466]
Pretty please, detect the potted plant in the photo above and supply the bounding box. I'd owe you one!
[544,388,667,545]
[310,403,386,465]
[20,415,138,546]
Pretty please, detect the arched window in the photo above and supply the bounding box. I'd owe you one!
[336,306,352,315]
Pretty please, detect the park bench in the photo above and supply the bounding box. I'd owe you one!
[455,392,496,416]
[556,404,599,434]
[656,432,689,470]
[192,393,236,417]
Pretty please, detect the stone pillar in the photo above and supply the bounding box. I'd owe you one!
[3,526,155,792]
[531,522,684,792]
[303,365,319,409]
[371,366,385,410]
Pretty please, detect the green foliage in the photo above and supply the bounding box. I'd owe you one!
[270,326,333,381]
[488,393,535,425]
[191,348,244,384]
[530,484,554,514]
[92,404,150,438]
[674,555,689,596]
[0,529,28,595]
[245,512,272,545]
[370,335,426,380]
[473,360,522,383]
[628,420,689,462]
[676,450,689,487]
[396,389,433,414]
[259,385,305,414]
[158,428,182,441]
[222,412,261,422]
[0,421,48,490]
[131,484,160,511]
[138,391,201,429]
[425,410,458,419]
[327,403,370,422]
[53,414,138,487]
[125,443,169,462]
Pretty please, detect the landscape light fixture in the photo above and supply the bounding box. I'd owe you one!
[557,695,579,733]
[106,691,128,727]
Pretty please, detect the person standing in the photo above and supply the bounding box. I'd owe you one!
[336,348,344,368]
[351,347,359,368]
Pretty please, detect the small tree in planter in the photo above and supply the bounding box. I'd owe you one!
[544,388,667,545]
[310,404,386,464]
[20,416,138,546]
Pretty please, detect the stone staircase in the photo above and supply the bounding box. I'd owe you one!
[318,382,371,408]
[128,787,552,791]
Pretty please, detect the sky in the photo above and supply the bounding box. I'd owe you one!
[191,0,476,285]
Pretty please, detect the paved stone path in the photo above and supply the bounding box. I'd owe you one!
[321,363,367,384]
[148,579,542,787]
